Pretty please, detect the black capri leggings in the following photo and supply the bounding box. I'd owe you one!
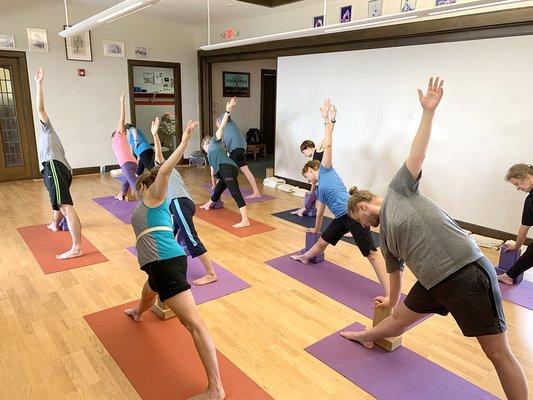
[136,148,155,176]
[506,243,533,279]
[211,163,246,208]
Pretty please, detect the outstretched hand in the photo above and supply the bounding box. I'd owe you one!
[120,92,125,103]
[226,97,238,112]
[34,66,44,84]
[182,120,199,142]
[151,117,160,136]
[330,104,337,121]
[417,77,444,111]
[320,98,331,119]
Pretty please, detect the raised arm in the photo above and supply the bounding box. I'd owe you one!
[405,77,444,180]
[34,66,48,123]
[214,97,237,141]
[320,99,336,169]
[148,119,198,202]
[115,93,126,134]
[151,120,165,165]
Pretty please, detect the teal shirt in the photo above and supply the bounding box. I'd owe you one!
[128,128,152,156]
[220,114,247,153]
[316,165,349,219]
[207,136,237,175]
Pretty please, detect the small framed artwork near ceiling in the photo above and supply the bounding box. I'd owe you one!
[63,26,92,61]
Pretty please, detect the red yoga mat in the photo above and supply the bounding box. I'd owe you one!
[85,301,273,400]
[195,206,276,238]
[17,224,108,274]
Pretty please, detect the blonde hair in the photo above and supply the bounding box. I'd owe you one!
[347,186,376,215]
[201,135,212,148]
[505,163,533,181]
[135,167,160,192]
[301,160,320,176]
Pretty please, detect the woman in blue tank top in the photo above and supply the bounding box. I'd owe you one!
[124,117,225,400]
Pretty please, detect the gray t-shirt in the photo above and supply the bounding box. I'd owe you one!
[379,163,483,289]
[38,119,72,172]
[167,169,193,203]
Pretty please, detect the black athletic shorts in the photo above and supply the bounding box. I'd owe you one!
[404,257,506,337]
[141,255,191,301]
[321,213,377,257]
[229,148,247,168]
[42,160,73,211]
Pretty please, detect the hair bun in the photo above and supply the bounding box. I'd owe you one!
[349,186,358,195]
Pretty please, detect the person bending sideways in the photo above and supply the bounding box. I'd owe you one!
[343,77,527,400]
[34,66,82,260]
[151,117,218,286]
[498,163,533,286]
[218,111,261,199]
[200,98,250,228]
[111,93,138,200]
[127,123,154,176]
[291,139,324,218]
[124,118,225,400]
[291,99,390,297]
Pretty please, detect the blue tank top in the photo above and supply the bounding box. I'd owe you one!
[128,128,152,156]
[131,198,185,267]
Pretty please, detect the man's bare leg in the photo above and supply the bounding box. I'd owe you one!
[48,210,63,232]
[290,237,329,265]
[56,204,82,259]
[192,253,218,286]
[239,165,260,199]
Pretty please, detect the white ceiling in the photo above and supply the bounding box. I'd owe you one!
[70,0,324,26]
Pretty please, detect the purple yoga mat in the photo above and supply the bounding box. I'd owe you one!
[127,247,250,304]
[93,196,138,225]
[306,322,498,400]
[201,183,275,204]
[265,253,402,320]
[498,280,533,311]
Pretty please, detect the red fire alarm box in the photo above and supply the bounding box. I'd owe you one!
[77,69,86,77]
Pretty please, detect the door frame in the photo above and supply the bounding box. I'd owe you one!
[260,68,277,154]
[0,50,39,180]
[126,60,183,143]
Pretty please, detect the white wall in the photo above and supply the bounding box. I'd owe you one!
[211,59,277,133]
[0,0,200,169]
[202,0,533,45]
[276,35,533,235]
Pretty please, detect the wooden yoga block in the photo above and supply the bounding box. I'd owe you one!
[125,192,136,201]
[372,306,402,352]
[151,297,175,320]
[266,167,274,178]
[300,231,324,264]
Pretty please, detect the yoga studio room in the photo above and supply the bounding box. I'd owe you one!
[1,0,533,399]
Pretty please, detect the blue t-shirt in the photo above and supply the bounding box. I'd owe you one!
[128,128,152,156]
[221,115,247,153]
[207,136,237,175]
[316,165,349,218]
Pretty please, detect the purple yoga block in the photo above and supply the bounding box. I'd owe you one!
[301,231,324,264]
[496,266,523,284]
[59,217,69,231]
[210,201,224,209]
[498,247,521,271]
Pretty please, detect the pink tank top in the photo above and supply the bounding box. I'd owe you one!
[112,131,137,166]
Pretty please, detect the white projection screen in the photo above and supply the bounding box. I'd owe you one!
[275,34,533,234]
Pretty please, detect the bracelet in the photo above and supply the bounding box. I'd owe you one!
[331,119,336,124]
[225,110,231,114]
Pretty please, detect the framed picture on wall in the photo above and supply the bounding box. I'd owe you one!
[223,71,250,97]
[368,0,383,17]
[313,15,324,28]
[63,25,92,61]
[103,40,124,57]
[134,46,149,59]
[27,28,48,53]
[401,0,416,12]
[0,34,15,49]
[436,0,456,4]
[340,6,352,23]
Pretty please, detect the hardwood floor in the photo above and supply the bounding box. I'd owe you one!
[0,167,531,399]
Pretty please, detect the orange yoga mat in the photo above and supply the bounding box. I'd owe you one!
[17,224,108,274]
[195,206,276,238]
[85,301,273,400]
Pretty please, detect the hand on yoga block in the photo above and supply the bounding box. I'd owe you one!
[59,217,69,231]
[498,246,521,271]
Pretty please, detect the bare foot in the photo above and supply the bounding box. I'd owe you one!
[47,223,60,232]
[232,220,250,228]
[340,331,374,349]
[200,202,212,211]
[290,254,309,265]
[245,192,261,199]
[56,248,83,260]
[497,273,514,286]
[290,208,305,217]
[114,192,125,201]
[124,308,143,322]
[192,273,218,286]
[343,232,353,238]
[188,386,225,400]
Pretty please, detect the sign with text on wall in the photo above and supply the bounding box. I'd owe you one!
[223,71,250,97]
